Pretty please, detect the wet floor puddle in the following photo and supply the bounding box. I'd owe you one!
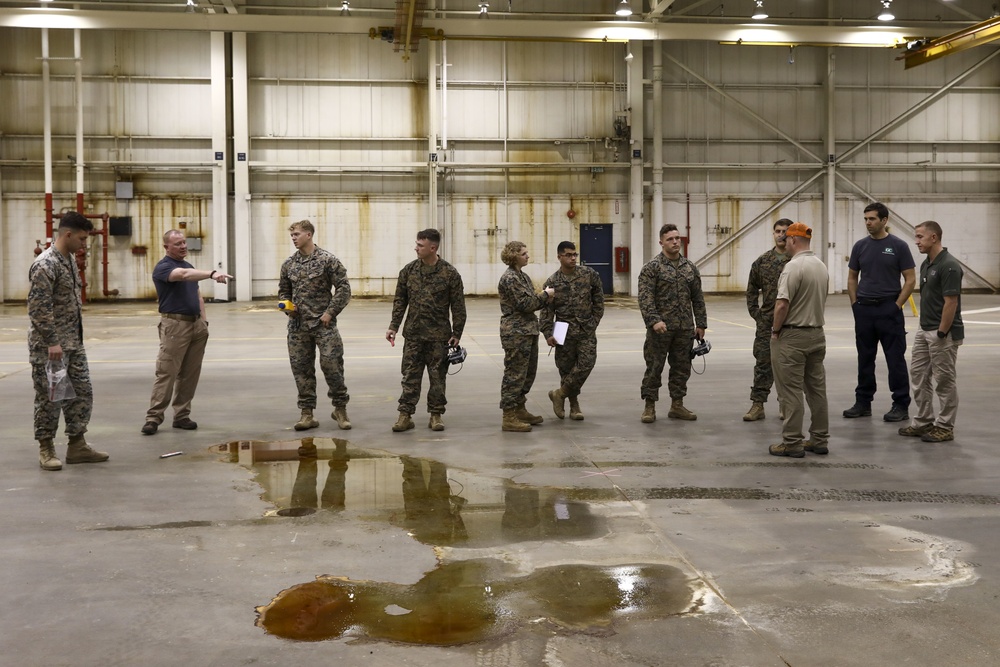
[255,560,696,644]
[215,437,613,547]
[216,438,702,644]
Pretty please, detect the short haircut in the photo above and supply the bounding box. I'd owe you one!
[58,211,93,233]
[916,220,943,240]
[501,241,526,267]
[774,218,793,230]
[864,202,889,221]
[162,229,184,245]
[289,220,315,234]
[557,241,576,254]
[417,228,441,245]
[659,223,679,238]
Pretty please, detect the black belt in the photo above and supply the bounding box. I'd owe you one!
[857,297,892,306]
[161,313,198,322]
[783,325,820,329]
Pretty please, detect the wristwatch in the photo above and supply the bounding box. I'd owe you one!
[937,330,947,339]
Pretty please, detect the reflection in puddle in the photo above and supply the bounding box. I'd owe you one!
[220,439,702,645]
[216,438,608,547]
[256,560,698,644]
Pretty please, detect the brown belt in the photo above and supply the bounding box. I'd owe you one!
[161,313,198,323]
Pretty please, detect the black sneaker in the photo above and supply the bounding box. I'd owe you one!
[883,405,909,422]
[140,421,158,435]
[172,418,198,430]
[843,402,872,418]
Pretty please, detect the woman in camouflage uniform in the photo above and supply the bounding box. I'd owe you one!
[497,241,554,432]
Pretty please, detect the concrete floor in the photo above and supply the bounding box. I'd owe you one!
[2,294,999,666]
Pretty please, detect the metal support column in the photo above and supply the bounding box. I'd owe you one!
[651,39,663,239]
[210,32,230,302]
[232,32,251,302]
[824,49,837,283]
[627,41,645,295]
[428,39,439,229]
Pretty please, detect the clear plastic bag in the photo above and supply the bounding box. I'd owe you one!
[46,359,76,402]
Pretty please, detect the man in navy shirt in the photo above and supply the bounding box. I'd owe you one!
[140,230,232,435]
[844,202,916,422]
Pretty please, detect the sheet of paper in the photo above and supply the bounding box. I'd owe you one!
[552,321,569,345]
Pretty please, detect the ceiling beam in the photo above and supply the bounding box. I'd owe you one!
[0,8,946,47]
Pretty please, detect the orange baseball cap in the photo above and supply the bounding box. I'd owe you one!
[785,222,812,239]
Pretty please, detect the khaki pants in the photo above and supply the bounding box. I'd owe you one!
[145,317,209,423]
[910,328,961,430]
[771,328,829,447]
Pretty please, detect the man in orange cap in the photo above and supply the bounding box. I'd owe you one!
[768,222,830,457]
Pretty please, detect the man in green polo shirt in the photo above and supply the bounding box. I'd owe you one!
[898,221,963,443]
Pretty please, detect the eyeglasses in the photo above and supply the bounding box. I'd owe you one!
[560,253,579,258]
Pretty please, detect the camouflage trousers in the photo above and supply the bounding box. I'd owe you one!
[640,328,693,402]
[287,325,350,410]
[499,334,538,410]
[750,320,775,403]
[30,347,93,441]
[398,339,450,415]
[552,331,597,398]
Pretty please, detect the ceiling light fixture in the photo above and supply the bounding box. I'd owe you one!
[340,0,350,15]
[878,1,895,21]
[479,2,489,18]
[616,0,633,18]
[751,1,768,20]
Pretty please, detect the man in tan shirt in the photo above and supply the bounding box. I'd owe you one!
[768,222,830,458]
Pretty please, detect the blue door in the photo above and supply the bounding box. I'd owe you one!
[579,224,613,295]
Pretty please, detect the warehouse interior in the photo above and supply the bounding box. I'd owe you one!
[2,1,1000,665]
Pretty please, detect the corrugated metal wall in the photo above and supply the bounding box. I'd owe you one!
[1,26,997,300]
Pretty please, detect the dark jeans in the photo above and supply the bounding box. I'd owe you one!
[852,299,910,409]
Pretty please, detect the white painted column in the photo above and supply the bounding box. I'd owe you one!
[428,39,439,229]
[824,49,837,288]
[628,42,645,296]
[232,32,252,302]
[74,30,84,207]
[651,39,663,237]
[210,32,230,301]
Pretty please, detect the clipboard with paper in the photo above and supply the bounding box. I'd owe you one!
[551,321,569,345]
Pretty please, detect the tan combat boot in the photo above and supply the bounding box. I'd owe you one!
[568,396,584,421]
[641,399,656,423]
[331,406,352,430]
[392,412,414,432]
[38,438,62,471]
[294,409,319,431]
[548,387,566,419]
[515,404,544,426]
[428,414,445,431]
[65,433,109,464]
[502,409,532,432]
[743,402,765,422]
[668,399,697,421]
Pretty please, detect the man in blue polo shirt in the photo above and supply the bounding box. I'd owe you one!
[898,221,963,443]
[844,202,916,423]
[140,230,231,435]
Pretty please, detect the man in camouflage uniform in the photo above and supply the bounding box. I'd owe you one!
[743,218,791,421]
[386,229,467,432]
[540,241,604,421]
[279,220,353,431]
[498,241,555,432]
[27,211,109,471]
[638,223,708,423]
